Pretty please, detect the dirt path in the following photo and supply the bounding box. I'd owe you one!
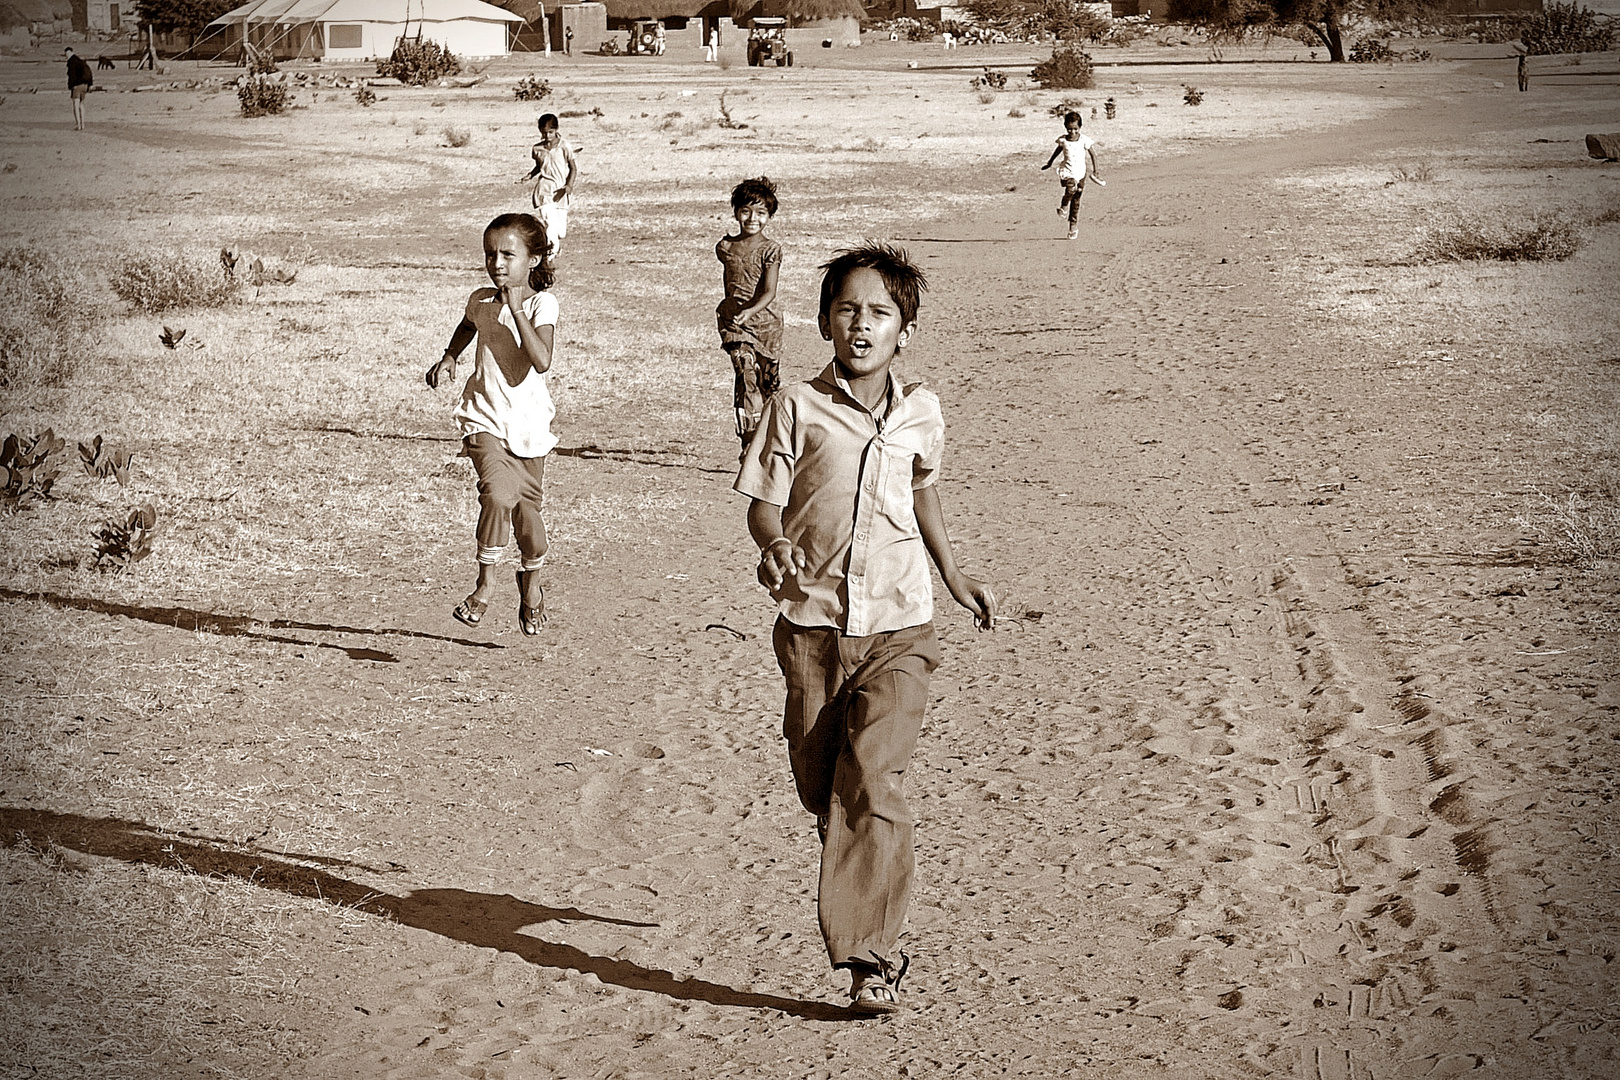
[4,68,1615,1079]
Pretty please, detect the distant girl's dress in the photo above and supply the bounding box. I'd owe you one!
[715,236,783,443]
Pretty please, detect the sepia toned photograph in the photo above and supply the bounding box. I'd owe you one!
[1,0,1616,1075]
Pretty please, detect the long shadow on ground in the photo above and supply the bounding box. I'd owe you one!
[0,587,505,661]
[0,808,854,1021]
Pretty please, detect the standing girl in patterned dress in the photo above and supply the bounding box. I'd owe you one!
[715,176,783,454]
[426,213,559,635]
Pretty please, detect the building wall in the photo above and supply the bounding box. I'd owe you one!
[84,0,125,33]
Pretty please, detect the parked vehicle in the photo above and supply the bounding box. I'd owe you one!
[626,20,664,56]
[747,17,792,67]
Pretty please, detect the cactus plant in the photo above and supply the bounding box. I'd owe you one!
[93,503,158,572]
[1,429,65,510]
[79,435,134,486]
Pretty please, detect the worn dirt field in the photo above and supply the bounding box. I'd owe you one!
[2,41,1618,1080]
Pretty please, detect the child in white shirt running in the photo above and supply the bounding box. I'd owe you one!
[426,213,559,636]
[1041,111,1103,240]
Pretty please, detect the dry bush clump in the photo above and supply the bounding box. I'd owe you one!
[354,84,377,107]
[1512,491,1620,566]
[1416,211,1583,263]
[0,248,99,388]
[442,124,472,147]
[1389,161,1436,184]
[113,249,237,313]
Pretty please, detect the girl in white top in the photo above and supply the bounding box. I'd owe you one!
[1041,111,1103,240]
[426,213,559,635]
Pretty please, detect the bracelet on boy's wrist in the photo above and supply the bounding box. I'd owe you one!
[762,537,793,558]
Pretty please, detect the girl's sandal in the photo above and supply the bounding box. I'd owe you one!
[848,951,909,1016]
[516,571,547,636]
[453,595,489,627]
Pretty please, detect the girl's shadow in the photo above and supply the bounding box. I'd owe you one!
[0,807,852,1021]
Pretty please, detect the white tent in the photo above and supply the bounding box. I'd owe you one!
[206,0,524,61]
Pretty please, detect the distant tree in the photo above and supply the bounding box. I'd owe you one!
[1519,2,1613,55]
[135,0,237,37]
[1167,0,1442,63]
[776,0,866,22]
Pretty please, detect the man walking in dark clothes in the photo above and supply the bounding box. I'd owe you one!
[65,47,93,131]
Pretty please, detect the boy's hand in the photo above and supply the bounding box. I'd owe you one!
[758,537,806,592]
[426,354,455,389]
[946,573,997,631]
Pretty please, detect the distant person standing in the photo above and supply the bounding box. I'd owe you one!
[517,113,578,263]
[565,26,573,56]
[65,47,93,131]
[706,25,717,61]
[1517,52,1528,92]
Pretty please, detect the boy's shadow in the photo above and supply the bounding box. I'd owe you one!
[0,808,851,1021]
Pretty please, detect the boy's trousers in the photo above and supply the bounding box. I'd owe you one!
[772,617,941,969]
[462,433,548,565]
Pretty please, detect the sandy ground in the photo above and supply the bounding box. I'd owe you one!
[1,41,1618,1080]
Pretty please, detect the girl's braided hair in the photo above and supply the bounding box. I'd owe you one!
[485,213,555,291]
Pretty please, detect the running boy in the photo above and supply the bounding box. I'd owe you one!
[715,176,783,452]
[735,243,997,1014]
[1041,111,1102,241]
[518,113,579,262]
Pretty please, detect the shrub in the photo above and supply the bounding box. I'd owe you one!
[0,249,98,388]
[354,85,377,107]
[113,250,237,313]
[1031,46,1094,89]
[442,125,472,147]
[378,38,461,85]
[1519,2,1614,55]
[1,430,65,510]
[238,75,290,117]
[1182,83,1203,105]
[79,435,133,487]
[513,76,551,102]
[1417,212,1583,263]
[1349,36,1395,63]
[93,503,158,573]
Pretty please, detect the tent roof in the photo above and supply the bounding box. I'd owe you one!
[210,0,524,25]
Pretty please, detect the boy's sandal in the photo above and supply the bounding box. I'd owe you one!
[848,951,909,1016]
[453,595,488,627]
[516,571,547,636]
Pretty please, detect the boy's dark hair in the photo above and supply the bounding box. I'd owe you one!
[537,113,559,131]
[731,176,778,216]
[1064,111,1082,126]
[485,213,556,291]
[818,242,928,326]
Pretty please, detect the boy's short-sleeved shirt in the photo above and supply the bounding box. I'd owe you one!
[735,362,944,637]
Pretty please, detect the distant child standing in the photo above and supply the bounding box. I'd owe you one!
[716,176,784,452]
[518,113,579,262]
[64,46,92,131]
[426,213,559,635]
[736,243,997,1014]
[1041,110,1103,241]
